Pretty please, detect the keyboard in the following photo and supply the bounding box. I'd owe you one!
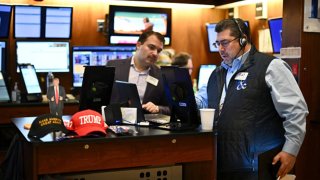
[155,122,197,131]
[144,114,170,125]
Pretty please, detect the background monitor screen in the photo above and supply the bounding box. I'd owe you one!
[14,5,73,39]
[0,72,10,102]
[14,5,42,38]
[79,66,115,113]
[16,41,70,72]
[0,4,12,38]
[198,64,216,89]
[161,66,199,126]
[0,41,6,72]
[45,7,72,38]
[268,18,282,54]
[108,5,171,45]
[206,21,249,53]
[19,64,42,94]
[72,46,135,87]
[206,23,218,52]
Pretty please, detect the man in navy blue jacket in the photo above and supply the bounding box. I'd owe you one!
[196,18,308,180]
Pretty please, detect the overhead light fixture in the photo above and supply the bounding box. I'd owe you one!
[108,0,215,9]
[215,0,266,9]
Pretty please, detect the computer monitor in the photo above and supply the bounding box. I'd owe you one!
[14,5,73,39]
[14,5,42,38]
[79,66,115,113]
[198,64,216,89]
[268,18,282,54]
[110,80,145,123]
[161,66,199,126]
[45,7,73,39]
[72,46,135,87]
[0,4,12,38]
[0,41,6,72]
[0,72,10,102]
[18,64,42,102]
[16,41,70,72]
[108,5,172,45]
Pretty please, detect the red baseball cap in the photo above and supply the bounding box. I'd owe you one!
[66,109,108,136]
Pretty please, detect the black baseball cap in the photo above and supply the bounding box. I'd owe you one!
[28,114,68,138]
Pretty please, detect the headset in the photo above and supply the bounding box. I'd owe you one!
[233,18,247,47]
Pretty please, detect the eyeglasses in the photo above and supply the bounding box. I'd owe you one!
[213,38,238,48]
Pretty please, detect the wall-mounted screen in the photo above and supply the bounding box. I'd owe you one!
[0,41,6,72]
[206,21,249,53]
[16,41,70,72]
[0,4,12,38]
[45,7,72,38]
[14,5,73,39]
[206,23,218,52]
[14,5,42,38]
[108,5,171,45]
[72,46,135,87]
[268,18,282,54]
[198,64,216,89]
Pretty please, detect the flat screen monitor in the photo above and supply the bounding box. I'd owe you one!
[79,66,115,113]
[16,41,70,72]
[14,5,73,39]
[14,5,42,38]
[110,80,145,123]
[206,21,249,53]
[72,46,135,87]
[161,66,199,127]
[206,23,218,52]
[45,7,72,38]
[0,72,10,102]
[0,4,12,38]
[198,64,216,89]
[18,64,42,94]
[268,18,282,54]
[108,5,171,45]
[0,41,6,72]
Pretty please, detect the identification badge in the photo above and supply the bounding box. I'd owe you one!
[146,75,159,86]
[235,72,248,80]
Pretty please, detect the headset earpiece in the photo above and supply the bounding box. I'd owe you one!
[239,37,247,47]
[233,18,247,47]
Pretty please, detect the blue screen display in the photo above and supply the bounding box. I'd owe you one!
[268,18,282,53]
[0,41,6,71]
[0,5,12,38]
[72,46,135,87]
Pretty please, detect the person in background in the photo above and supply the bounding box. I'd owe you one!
[196,18,308,180]
[142,17,154,32]
[107,31,169,115]
[171,52,193,75]
[47,77,66,117]
[156,48,175,67]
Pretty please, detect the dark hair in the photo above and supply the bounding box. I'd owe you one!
[172,52,192,67]
[144,17,150,22]
[215,18,251,43]
[137,31,165,44]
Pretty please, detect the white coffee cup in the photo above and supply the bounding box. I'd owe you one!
[120,107,137,124]
[200,108,215,130]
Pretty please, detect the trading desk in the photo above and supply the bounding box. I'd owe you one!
[0,101,79,124]
[12,117,217,180]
